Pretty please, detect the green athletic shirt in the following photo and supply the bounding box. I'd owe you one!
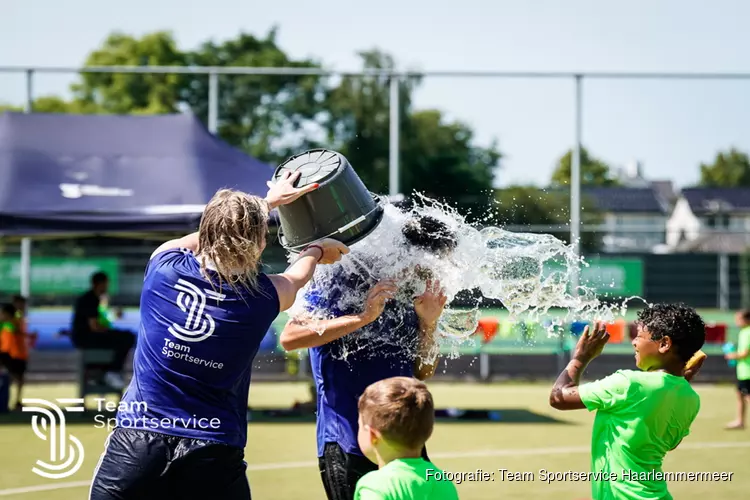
[579,369,700,500]
[354,458,460,500]
[737,326,750,380]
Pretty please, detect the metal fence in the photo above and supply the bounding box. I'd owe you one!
[1,236,747,310]
[5,66,750,259]
[2,66,750,303]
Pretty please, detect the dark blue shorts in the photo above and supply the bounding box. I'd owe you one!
[318,442,430,500]
[89,428,250,500]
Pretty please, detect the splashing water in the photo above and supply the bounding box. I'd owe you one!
[286,194,622,366]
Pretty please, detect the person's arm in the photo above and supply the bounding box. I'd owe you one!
[726,350,750,360]
[549,322,611,411]
[149,171,318,259]
[85,296,108,333]
[150,232,199,259]
[412,279,447,381]
[269,239,350,313]
[414,319,439,380]
[549,358,589,410]
[726,332,750,360]
[279,280,397,351]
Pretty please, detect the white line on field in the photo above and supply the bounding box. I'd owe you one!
[1,440,748,497]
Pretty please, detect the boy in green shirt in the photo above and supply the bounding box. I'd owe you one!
[724,309,750,429]
[354,376,459,500]
[550,304,706,500]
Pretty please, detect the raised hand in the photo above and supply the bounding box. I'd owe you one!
[414,279,448,327]
[360,280,399,323]
[265,170,319,209]
[573,321,610,363]
[316,239,350,265]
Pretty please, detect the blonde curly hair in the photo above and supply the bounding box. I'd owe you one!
[197,189,269,292]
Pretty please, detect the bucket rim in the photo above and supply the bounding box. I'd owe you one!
[273,148,349,189]
[280,196,386,254]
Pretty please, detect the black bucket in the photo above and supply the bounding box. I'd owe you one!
[273,149,384,252]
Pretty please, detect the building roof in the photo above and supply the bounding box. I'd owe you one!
[681,187,750,214]
[581,187,667,214]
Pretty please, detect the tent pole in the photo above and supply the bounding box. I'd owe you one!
[208,71,219,134]
[20,238,31,298]
[389,74,400,197]
[21,69,33,298]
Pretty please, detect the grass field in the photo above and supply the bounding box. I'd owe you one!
[0,381,748,499]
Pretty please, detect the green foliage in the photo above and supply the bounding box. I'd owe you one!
[493,185,602,251]
[699,148,750,187]
[8,30,500,219]
[180,28,327,165]
[550,147,619,187]
[71,31,185,115]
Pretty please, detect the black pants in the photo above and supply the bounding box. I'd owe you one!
[89,428,250,500]
[73,330,135,372]
[318,443,429,500]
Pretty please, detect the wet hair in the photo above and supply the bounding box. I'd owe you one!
[12,295,26,305]
[402,215,458,255]
[91,272,108,286]
[197,188,269,291]
[358,376,434,450]
[738,309,750,323]
[1,303,16,319]
[636,303,706,363]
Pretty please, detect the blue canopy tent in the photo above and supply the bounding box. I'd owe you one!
[0,111,277,294]
[0,112,275,235]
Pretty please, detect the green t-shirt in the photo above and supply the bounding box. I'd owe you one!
[354,458,460,500]
[737,326,750,380]
[579,369,700,500]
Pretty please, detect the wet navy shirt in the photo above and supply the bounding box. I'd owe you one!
[117,249,279,449]
[306,262,420,458]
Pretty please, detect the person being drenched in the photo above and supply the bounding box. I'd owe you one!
[280,213,457,500]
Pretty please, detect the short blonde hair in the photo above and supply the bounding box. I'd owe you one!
[198,189,269,291]
[358,376,434,450]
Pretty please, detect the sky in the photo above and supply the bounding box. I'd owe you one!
[2,0,750,189]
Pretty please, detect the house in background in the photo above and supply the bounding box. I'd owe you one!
[583,185,671,253]
[577,160,674,253]
[666,187,750,253]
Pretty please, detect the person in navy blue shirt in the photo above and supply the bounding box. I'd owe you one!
[280,214,456,500]
[89,170,349,500]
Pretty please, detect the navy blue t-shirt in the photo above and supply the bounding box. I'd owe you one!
[117,249,279,449]
[306,261,420,458]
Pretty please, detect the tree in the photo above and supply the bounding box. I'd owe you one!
[71,31,186,115]
[550,147,619,187]
[0,103,22,112]
[326,50,499,215]
[699,148,750,187]
[325,50,419,192]
[181,28,327,165]
[1,97,101,114]
[12,30,500,208]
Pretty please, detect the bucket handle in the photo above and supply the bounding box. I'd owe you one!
[279,192,383,253]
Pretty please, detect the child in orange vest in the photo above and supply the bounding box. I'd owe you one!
[0,302,32,410]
